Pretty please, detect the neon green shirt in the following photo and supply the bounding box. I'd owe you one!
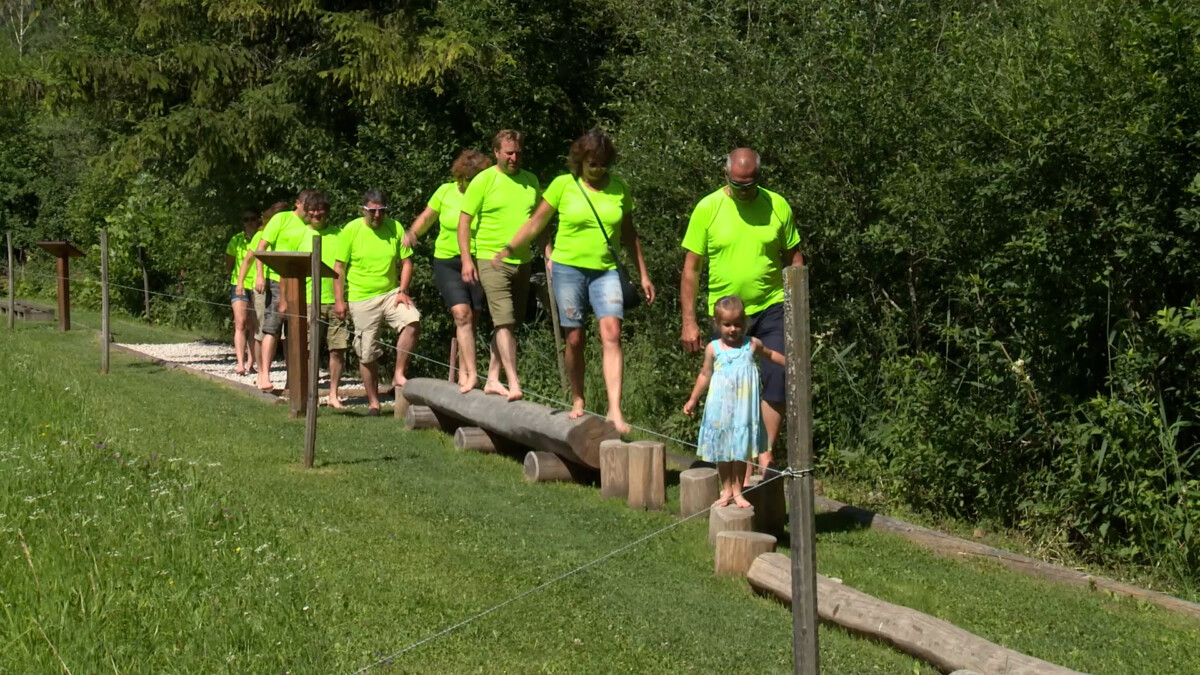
[259,211,308,281]
[428,182,474,259]
[460,166,540,264]
[681,186,800,315]
[544,174,631,271]
[336,217,413,302]
[225,232,253,288]
[296,225,342,305]
[243,230,265,283]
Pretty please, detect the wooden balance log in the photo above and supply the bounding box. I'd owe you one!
[523,451,596,483]
[679,467,719,518]
[708,504,755,546]
[747,553,1083,675]
[404,404,460,432]
[402,378,618,468]
[743,473,787,536]
[714,531,776,576]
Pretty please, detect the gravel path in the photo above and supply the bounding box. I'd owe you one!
[120,340,380,408]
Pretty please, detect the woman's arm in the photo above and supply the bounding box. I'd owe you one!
[683,343,716,416]
[403,207,439,249]
[492,199,556,266]
[620,212,655,304]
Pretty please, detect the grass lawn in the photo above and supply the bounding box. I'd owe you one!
[1,320,1198,673]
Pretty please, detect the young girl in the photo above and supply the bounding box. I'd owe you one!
[683,295,786,508]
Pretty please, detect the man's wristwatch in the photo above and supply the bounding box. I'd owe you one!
[399,288,410,295]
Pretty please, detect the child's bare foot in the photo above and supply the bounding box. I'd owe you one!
[713,489,733,507]
[483,379,509,397]
[506,385,523,402]
[606,413,631,434]
[733,494,752,508]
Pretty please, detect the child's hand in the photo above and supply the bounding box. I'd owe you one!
[682,400,697,417]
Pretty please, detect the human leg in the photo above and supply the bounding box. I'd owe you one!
[349,292,388,412]
[321,304,350,408]
[494,325,520,401]
[746,302,786,482]
[715,461,734,506]
[479,262,529,401]
[257,281,284,391]
[552,263,589,416]
[450,303,477,392]
[378,288,421,388]
[731,460,751,507]
[587,269,628,432]
[563,327,586,417]
[231,295,249,374]
[434,258,481,392]
[483,336,508,397]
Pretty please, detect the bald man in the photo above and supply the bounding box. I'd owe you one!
[680,148,803,479]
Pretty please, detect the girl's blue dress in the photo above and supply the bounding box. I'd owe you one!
[697,338,768,462]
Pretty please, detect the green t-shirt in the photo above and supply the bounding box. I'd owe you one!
[296,224,342,305]
[335,217,413,302]
[544,174,632,271]
[428,182,474,259]
[460,166,540,264]
[259,210,308,281]
[225,231,253,288]
[681,186,800,315]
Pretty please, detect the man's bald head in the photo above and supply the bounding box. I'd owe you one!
[724,148,761,201]
[726,148,761,174]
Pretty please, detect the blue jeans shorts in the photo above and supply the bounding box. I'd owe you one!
[229,284,252,303]
[551,262,623,328]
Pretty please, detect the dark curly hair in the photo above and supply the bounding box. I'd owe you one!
[567,129,617,178]
[451,150,493,191]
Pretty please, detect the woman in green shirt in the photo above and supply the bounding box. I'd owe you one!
[403,150,492,391]
[494,130,656,433]
[224,209,262,376]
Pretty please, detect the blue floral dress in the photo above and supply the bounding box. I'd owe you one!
[697,338,768,462]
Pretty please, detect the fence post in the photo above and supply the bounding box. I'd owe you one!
[544,268,569,392]
[6,232,13,330]
[100,229,110,374]
[137,244,151,321]
[784,264,819,674]
[304,237,321,469]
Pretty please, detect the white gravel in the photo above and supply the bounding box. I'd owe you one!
[120,340,377,408]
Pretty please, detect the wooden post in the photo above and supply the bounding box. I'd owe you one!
[715,531,776,576]
[679,467,720,518]
[708,504,754,546]
[626,440,665,511]
[6,233,14,330]
[784,264,819,673]
[544,268,569,392]
[453,427,497,452]
[745,474,787,536]
[599,439,629,499]
[35,242,84,332]
[100,230,110,374]
[447,337,458,382]
[405,405,440,430]
[137,245,151,320]
[304,239,320,469]
[523,450,589,483]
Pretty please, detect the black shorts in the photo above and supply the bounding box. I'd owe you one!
[713,302,786,403]
[261,280,285,336]
[432,257,484,311]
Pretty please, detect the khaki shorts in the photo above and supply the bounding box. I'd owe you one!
[348,288,421,364]
[479,261,530,328]
[316,304,350,351]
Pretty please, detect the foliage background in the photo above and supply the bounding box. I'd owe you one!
[1,0,1196,591]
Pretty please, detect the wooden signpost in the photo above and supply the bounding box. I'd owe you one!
[254,251,335,420]
[100,230,110,374]
[35,241,84,332]
[6,233,13,330]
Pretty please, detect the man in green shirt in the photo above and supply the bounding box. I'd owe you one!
[239,190,313,392]
[680,148,803,478]
[457,129,540,401]
[334,188,421,416]
[293,192,350,408]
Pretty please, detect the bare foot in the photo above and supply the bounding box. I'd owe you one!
[235,366,247,376]
[257,373,273,392]
[393,375,407,389]
[506,386,523,402]
[458,375,478,393]
[606,415,631,434]
[483,380,509,397]
[568,400,586,420]
[733,494,752,508]
[713,490,733,507]
[328,395,345,409]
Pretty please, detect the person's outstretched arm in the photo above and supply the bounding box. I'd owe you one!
[494,199,555,267]
[752,336,786,367]
[682,342,716,416]
[403,207,439,249]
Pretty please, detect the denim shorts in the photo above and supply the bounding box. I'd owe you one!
[229,284,252,303]
[551,262,623,328]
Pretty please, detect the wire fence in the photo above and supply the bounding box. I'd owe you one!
[10,258,796,672]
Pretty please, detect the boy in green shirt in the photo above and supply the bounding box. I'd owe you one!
[293,192,350,408]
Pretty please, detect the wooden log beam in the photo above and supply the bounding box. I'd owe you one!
[454,426,498,453]
[402,378,617,468]
[715,531,776,576]
[599,439,628,500]
[405,405,441,431]
[814,495,1200,621]
[679,467,719,518]
[708,505,754,546]
[523,451,593,483]
[747,553,1082,675]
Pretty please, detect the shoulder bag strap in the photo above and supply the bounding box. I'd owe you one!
[575,177,619,256]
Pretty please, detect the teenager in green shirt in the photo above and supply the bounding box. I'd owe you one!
[224,209,262,376]
[457,129,540,400]
[402,150,492,392]
[680,148,803,479]
[334,188,421,416]
[497,130,656,433]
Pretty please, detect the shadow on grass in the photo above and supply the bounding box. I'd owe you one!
[319,455,401,467]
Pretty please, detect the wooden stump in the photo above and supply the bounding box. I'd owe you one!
[715,531,777,576]
[405,405,439,430]
[679,467,720,518]
[747,553,1083,675]
[708,505,755,546]
[599,439,628,500]
[744,474,787,536]
[524,451,582,483]
[394,383,409,419]
[626,440,665,511]
[454,426,497,453]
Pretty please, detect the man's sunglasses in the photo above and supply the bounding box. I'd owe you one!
[361,206,388,213]
[727,178,757,190]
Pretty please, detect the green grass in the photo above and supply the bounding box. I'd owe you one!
[1,321,1197,673]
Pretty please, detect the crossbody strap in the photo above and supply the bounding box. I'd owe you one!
[574,177,619,254]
